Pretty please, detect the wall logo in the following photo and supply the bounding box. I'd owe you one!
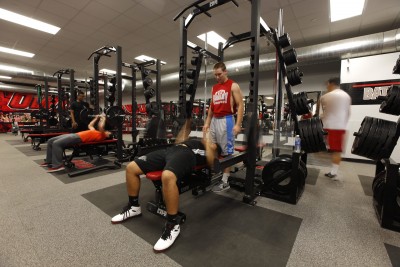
[342,80,400,105]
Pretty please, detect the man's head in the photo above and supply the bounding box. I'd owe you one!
[76,90,85,102]
[326,77,340,92]
[213,62,228,84]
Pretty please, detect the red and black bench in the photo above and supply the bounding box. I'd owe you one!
[63,139,120,177]
[145,163,213,223]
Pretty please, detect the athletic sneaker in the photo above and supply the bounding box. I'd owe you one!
[39,162,49,167]
[153,223,180,252]
[324,172,337,179]
[47,166,65,173]
[111,204,141,224]
[212,181,230,192]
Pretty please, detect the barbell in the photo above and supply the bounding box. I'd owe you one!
[80,106,126,129]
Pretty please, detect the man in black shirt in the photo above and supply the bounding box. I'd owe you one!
[69,90,89,133]
[111,119,221,252]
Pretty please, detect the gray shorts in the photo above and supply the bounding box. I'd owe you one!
[210,115,235,156]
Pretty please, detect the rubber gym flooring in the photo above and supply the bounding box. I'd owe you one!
[1,132,400,266]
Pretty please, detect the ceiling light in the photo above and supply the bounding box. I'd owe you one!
[197,31,226,49]
[99,69,127,75]
[330,0,365,22]
[265,97,274,100]
[260,17,269,32]
[0,46,34,58]
[135,55,166,65]
[0,75,12,79]
[187,41,197,49]
[0,64,33,74]
[0,8,60,35]
[0,83,13,89]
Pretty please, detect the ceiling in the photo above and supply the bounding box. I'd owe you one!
[0,0,399,86]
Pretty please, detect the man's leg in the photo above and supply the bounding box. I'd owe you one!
[111,161,144,223]
[153,170,181,252]
[51,134,81,168]
[45,135,66,165]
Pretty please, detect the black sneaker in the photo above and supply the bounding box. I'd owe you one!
[153,222,180,252]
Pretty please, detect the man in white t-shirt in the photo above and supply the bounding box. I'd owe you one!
[320,77,351,180]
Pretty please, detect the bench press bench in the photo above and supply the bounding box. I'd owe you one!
[27,132,70,150]
[145,164,213,223]
[63,139,120,177]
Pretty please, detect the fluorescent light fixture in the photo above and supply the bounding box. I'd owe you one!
[260,17,269,31]
[0,46,34,58]
[0,75,12,79]
[265,96,274,100]
[197,31,226,49]
[135,55,166,65]
[0,8,60,34]
[187,41,197,49]
[330,0,365,22]
[99,69,127,75]
[185,13,194,27]
[0,64,33,74]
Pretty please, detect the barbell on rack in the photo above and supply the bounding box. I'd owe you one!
[80,106,126,128]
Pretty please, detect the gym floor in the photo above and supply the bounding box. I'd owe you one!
[1,132,400,267]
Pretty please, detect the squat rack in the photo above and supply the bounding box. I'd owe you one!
[174,0,263,204]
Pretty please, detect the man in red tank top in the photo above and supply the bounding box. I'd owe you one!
[203,62,244,192]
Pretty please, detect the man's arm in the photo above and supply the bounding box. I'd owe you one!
[232,82,244,135]
[70,109,78,129]
[202,107,214,134]
[175,119,192,143]
[88,115,101,131]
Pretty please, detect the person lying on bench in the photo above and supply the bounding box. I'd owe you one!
[40,115,112,173]
[111,119,221,252]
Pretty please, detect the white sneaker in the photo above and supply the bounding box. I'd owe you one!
[111,204,141,224]
[212,181,230,192]
[153,223,180,252]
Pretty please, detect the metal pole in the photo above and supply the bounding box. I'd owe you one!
[116,46,123,161]
[203,33,208,122]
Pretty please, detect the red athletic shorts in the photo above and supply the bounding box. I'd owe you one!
[324,129,346,152]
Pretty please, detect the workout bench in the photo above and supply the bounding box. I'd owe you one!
[27,132,70,151]
[62,139,120,177]
[145,164,213,223]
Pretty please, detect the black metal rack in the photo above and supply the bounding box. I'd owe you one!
[373,158,400,232]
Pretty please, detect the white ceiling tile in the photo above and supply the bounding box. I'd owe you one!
[94,0,138,13]
[38,0,79,20]
[123,4,159,24]
[110,14,143,33]
[82,1,121,21]
[55,0,92,11]
[139,0,180,15]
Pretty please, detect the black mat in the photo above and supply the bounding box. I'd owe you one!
[83,181,302,267]
[5,139,28,145]
[358,175,374,197]
[15,145,46,156]
[385,243,400,267]
[306,167,320,185]
[34,158,126,184]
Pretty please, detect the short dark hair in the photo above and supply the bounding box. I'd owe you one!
[327,77,340,86]
[77,90,84,95]
[213,62,226,71]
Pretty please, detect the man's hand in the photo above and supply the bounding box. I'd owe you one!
[202,124,209,134]
[72,122,78,129]
[233,124,241,136]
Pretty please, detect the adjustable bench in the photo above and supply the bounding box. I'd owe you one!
[63,139,120,177]
[145,164,212,223]
[27,132,70,150]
